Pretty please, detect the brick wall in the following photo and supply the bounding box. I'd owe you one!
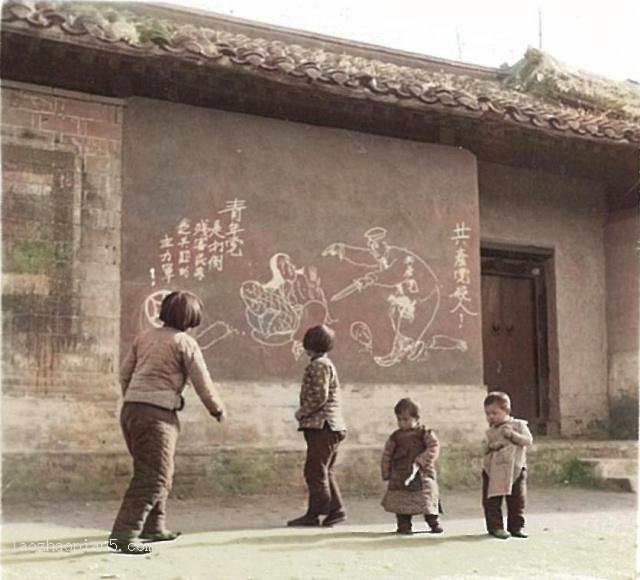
[2,83,124,456]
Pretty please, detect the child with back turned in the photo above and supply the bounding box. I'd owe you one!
[109,291,226,555]
[482,391,533,539]
[381,398,442,535]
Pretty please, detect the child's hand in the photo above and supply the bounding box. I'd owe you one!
[501,426,514,439]
[294,409,304,421]
[404,463,420,487]
[488,441,505,451]
[211,409,226,423]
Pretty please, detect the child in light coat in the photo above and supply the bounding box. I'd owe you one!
[109,291,226,555]
[482,391,533,539]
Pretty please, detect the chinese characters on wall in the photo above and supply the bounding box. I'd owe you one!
[151,199,247,285]
[449,222,477,327]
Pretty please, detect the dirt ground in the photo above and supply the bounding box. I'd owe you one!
[1,487,637,579]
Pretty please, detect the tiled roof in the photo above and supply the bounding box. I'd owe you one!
[3,1,639,145]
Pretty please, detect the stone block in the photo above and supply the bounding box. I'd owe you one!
[85,120,121,141]
[3,440,636,502]
[1,107,36,129]
[5,90,56,113]
[56,98,115,123]
[38,113,80,136]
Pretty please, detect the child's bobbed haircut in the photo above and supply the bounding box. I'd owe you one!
[159,291,203,331]
[394,397,420,419]
[303,325,335,353]
[484,391,511,412]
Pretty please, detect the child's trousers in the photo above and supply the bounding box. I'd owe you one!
[482,468,527,532]
[111,402,180,537]
[302,423,346,516]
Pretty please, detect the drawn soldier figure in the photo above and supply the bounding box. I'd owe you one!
[323,227,465,367]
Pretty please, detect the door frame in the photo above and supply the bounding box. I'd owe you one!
[480,241,559,435]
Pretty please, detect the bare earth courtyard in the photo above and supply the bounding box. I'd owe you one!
[1,487,636,579]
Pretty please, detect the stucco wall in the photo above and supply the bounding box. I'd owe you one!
[478,161,608,436]
[1,88,487,501]
[604,207,639,438]
[2,83,632,502]
[121,97,488,450]
[604,208,639,397]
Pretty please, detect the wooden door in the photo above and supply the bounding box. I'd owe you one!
[481,248,552,432]
[482,273,539,422]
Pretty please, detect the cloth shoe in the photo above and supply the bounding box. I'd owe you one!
[322,511,347,527]
[287,514,320,527]
[108,535,152,555]
[425,515,443,534]
[139,530,182,543]
[508,528,528,538]
[489,529,510,540]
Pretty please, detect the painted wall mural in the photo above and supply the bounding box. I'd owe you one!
[122,98,482,383]
[448,222,478,328]
[150,198,247,286]
[322,227,467,367]
[240,253,335,359]
[139,289,238,351]
[140,226,472,366]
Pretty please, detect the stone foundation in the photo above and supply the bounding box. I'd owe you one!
[3,441,635,502]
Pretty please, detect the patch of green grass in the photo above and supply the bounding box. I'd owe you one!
[608,392,639,440]
[7,239,55,274]
[557,457,596,488]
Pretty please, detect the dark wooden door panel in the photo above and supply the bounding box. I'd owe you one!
[482,273,539,422]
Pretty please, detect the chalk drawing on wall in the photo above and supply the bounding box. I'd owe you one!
[140,290,169,330]
[138,289,238,350]
[350,321,373,354]
[152,198,248,285]
[195,321,239,350]
[240,253,335,359]
[323,227,467,367]
[449,221,478,327]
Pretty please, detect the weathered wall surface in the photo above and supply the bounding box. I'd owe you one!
[604,207,639,438]
[1,83,124,485]
[479,161,608,437]
[604,207,639,399]
[2,83,633,505]
[121,97,487,451]
[7,86,630,502]
[2,88,487,501]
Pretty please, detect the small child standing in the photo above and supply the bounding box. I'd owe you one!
[287,325,348,528]
[482,391,533,539]
[381,398,442,535]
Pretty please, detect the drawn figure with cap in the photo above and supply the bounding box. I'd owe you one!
[323,227,466,367]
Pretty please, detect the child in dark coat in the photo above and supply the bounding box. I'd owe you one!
[381,398,442,534]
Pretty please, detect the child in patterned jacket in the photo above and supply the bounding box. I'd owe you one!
[287,325,348,528]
